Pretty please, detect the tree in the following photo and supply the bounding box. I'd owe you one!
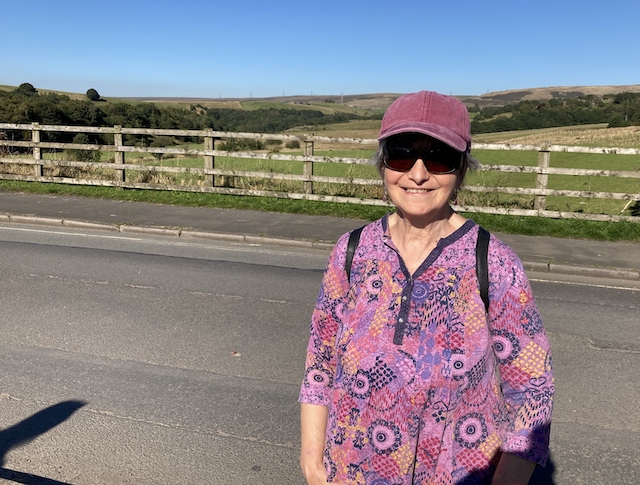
[86,88,101,101]
[16,83,37,95]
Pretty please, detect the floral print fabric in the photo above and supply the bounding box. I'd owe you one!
[299,216,554,485]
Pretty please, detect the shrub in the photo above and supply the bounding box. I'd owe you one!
[65,133,100,162]
[150,136,174,160]
[219,138,265,151]
[16,83,37,95]
[86,88,101,101]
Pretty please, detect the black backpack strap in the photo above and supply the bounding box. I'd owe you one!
[346,225,490,309]
[476,226,491,313]
[345,226,364,283]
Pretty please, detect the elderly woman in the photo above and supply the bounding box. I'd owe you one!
[299,91,554,485]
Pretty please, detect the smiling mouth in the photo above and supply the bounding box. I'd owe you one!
[404,188,432,193]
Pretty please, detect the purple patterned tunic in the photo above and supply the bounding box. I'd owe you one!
[299,217,554,485]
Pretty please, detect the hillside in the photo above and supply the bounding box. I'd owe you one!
[463,85,640,107]
[3,83,640,146]
[5,82,640,111]
[118,85,640,110]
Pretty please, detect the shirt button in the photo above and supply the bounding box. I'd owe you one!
[402,296,408,301]
[398,318,404,323]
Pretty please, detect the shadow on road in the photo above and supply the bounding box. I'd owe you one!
[455,440,557,484]
[530,451,556,485]
[0,400,86,485]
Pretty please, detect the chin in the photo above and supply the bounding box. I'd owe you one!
[395,204,453,221]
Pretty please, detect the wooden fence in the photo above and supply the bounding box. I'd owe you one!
[1,122,639,223]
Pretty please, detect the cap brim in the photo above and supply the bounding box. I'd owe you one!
[378,121,468,152]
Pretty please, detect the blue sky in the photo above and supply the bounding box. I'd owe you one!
[3,0,639,99]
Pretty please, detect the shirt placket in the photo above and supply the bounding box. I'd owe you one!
[393,276,413,345]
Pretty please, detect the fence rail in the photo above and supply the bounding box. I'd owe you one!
[1,122,639,222]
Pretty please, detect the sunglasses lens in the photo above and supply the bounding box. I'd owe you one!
[426,162,456,174]
[385,157,416,171]
[426,152,461,174]
[386,146,462,174]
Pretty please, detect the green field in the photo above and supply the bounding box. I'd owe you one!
[240,100,376,117]
[2,118,639,240]
[116,141,639,218]
[12,129,638,219]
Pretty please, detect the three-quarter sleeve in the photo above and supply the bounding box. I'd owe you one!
[298,233,350,406]
[487,239,554,466]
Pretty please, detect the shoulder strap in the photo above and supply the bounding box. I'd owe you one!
[476,226,491,313]
[345,226,364,283]
[345,224,491,310]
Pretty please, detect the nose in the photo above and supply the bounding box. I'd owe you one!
[407,158,430,183]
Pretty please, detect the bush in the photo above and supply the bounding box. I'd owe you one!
[219,138,265,151]
[65,133,100,162]
[285,140,300,149]
[16,83,37,95]
[86,88,101,102]
[608,114,631,128]
[150,136,174,160]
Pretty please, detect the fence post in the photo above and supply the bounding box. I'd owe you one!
[114,125,125,183]
[204,130,216,187]
[303,140,314,195]
[32,122,42,177]
[535,144,550,211]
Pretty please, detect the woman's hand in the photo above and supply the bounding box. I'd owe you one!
[300,460,330,485]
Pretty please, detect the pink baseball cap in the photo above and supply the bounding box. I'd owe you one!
[378,90,471,152]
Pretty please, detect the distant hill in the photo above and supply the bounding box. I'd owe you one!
[461,85,640,107]
[117,93,401,111]
[118,84,640,110]
[5,83,640,110]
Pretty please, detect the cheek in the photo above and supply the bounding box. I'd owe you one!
[442,173,460,191]
[383,168,402,186]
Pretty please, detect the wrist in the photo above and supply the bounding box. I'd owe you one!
[300,457,327,485]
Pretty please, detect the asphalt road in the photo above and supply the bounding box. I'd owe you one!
[0,223,638,484]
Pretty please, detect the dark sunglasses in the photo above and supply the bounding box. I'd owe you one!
[384,145,463,174]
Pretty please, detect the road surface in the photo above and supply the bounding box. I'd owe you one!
[0,223,638,484]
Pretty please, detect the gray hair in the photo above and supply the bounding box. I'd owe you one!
[370,137,480,184]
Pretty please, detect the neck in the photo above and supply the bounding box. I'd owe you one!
[387,209,467,275]
[390,206,465,239]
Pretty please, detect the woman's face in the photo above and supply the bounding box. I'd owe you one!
[383,134,461,222]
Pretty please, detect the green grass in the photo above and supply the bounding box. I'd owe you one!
[241,101,299,111]
[286,119,381,138]
[22,143,640,207]
[468,212,640,242]
[23,142,640,219]
[3,134,639,242]
[239,100,376,116]
[465,149,640,215]
[1,179,639,242]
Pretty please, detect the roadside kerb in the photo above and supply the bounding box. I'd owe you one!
[547,263,639,281]
[119,225,182,237]
[523,261,640,282]
[2,214,637,281]
[63,220,119,232]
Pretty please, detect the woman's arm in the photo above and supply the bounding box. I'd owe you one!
[300,403,329,485]
[492,452,536,485]
[299,233,353,485]
[488,241,554,466]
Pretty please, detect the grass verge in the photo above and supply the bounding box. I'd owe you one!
[0,180,639,242]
